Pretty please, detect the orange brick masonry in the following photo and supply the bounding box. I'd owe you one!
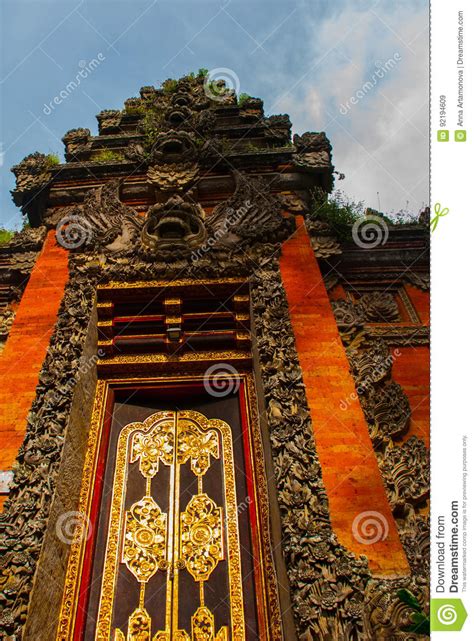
[279,217,409,576]
[0,230,69,509]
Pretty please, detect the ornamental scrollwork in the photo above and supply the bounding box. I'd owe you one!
[122,496,168,583]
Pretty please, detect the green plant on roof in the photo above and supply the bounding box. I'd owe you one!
[141,109,165,151]
[162,78,178,94]
[45,153,61,167]
[0,228,15,246]
[238,93,252,107]
[311,189,365,242]
[311,189,422,242]
[93,149,125,163]
[124,103,145,116]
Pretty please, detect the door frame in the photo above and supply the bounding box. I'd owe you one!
[56,373,283,641]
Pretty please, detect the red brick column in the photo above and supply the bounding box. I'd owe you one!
[0,230,69,507]
[279,217,409,576]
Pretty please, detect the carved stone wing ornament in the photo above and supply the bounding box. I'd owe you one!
[55,179,143,255]
[204,170,294,248]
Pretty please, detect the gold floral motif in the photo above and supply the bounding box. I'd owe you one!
[180,494,224,582]
[131,419,175,477]
[114,607,152,641]
[122,496,167,583]
[177,421,219,476]
[191,606,228,641]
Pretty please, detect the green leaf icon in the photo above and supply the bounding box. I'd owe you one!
[431,599,468,631]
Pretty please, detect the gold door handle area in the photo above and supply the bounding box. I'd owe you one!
[96,410,244,641]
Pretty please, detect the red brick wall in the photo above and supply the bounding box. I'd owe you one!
[279,217,409,576]
[0,231,69,508]
[392,346,430,446]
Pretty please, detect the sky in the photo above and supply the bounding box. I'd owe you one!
[0,0,429,230]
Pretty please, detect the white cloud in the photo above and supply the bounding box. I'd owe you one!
[278,2,429,214]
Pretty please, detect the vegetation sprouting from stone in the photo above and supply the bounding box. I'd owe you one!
[311,189,422,242]
[238,93,252,107]
[92,149,125,163]
[0,228,15,245]
[45,154,60,167]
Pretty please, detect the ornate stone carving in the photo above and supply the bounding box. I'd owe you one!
[57,180,142,255]
[293,132,333,172]
[0,271,97,638]
[11,153,56,208]
[61,128,91,161]
[141,195,207,254]
[279,192,308,214]
[204,171,294,249]
[306,219,342,258]
[360,382,411,447]
[347,339,392,389]
[146,162,199,196]
[331,299,365,332]
[404,271,429,291]
[378,437,429,512]
[0,306,15,340]
[96,110,122,134]
[2,226,47,253]
[126,129,199,166]
[358,292,401,323]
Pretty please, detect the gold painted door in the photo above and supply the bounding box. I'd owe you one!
[95,410,244,641]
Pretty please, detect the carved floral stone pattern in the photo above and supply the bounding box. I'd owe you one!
[358,292,401,323]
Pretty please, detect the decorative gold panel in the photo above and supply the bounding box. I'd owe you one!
[122,496,168,583]
[94,410,244,641]
[180,493,224,582]
[130,418,175,477]
[177,421,219,477]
